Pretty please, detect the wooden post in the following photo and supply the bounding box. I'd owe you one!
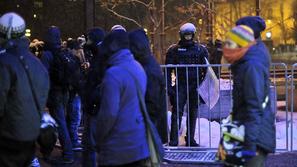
[256,0,260,16]
[206,0,214,42]
[160,0,165,64]
[85,0,95,31]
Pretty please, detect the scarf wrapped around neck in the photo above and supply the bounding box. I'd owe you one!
[222,41,256,64]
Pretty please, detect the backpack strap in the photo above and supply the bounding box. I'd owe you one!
[120,66,164,166]
[15,52,42,118]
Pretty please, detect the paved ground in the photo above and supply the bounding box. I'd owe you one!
[38,148,297,167]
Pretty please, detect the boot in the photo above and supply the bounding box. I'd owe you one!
[185,114,199,147]
[169,110,182,146]
[169,114,178,146]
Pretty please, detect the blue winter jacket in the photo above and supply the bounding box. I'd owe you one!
[96,49,150,165]
[231,39,276,153]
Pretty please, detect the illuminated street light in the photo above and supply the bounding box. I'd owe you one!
[25,29,31,37]
[143,28,148,34]
[198,19,203,25]
[266,31,272,39]
[33,14,37,18]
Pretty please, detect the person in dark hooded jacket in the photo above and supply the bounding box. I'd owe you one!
[40,26,75,164]
[95,29,151,166]
[221,17,275,167]
[129,28,168,144]
[84,27,105,63]
[81,27,106,167]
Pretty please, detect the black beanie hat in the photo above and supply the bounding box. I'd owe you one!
[86,27,105,44]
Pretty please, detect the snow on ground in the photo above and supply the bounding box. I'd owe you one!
[167,110,297,150]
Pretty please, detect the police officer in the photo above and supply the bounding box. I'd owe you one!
[166,23,208,146]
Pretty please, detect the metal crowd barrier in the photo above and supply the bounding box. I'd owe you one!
[290,63,297,151]
[161,63,292,163]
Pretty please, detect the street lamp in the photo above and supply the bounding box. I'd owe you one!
[266,31,272,40]
[25,29,31,37]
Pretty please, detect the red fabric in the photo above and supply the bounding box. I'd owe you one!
[223,42,256,64]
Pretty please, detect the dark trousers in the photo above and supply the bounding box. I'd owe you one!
[48,90,73,159]
[82,113,97,167]
[169,85,198,145]
[0,139,35,167]
[100,158,151,167]
[67,91,82,146]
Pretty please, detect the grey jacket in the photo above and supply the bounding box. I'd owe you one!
[0,38,49,142]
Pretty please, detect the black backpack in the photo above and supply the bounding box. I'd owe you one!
[51,49,81,88]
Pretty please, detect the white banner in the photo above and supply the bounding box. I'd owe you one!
[198,58,220,109]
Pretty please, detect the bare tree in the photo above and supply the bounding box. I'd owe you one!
[292,0,297,45]
[99,0,208,63]
[279,1,291,46]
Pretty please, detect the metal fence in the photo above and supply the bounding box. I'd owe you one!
[290,63,297,151]
[161,63,296,153]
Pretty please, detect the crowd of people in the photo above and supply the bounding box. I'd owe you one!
[0,11,275,167]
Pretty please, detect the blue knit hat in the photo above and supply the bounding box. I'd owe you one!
[235,16,266,39]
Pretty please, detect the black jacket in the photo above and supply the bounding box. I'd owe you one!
[231,39,275,153]
[0,38,49,142]
[129,29,168,143]
[165,40,208,88]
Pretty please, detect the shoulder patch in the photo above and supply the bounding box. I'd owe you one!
[178,48,187,51]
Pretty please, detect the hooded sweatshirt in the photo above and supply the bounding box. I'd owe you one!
[129,29,168,143]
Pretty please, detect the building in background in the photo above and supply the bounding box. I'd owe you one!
[0,0,85,40]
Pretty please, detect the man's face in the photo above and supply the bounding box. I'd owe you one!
[184,34,193,40]
[86,36,93,45]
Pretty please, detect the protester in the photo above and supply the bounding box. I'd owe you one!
[129,28,168,144]
[0,12,49,166]
[95,28,151,166]
[65,38,83,152]
[222,22,275,166]
[81,27,106,167]
[41,26,81,164]
[165,22,208,146]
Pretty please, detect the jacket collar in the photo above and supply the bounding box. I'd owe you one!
[5,38,30,53]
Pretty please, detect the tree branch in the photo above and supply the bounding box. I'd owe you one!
[105,7,142,27]
[127,0,150,7]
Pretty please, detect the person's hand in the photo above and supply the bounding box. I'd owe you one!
[81,62,90,69]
